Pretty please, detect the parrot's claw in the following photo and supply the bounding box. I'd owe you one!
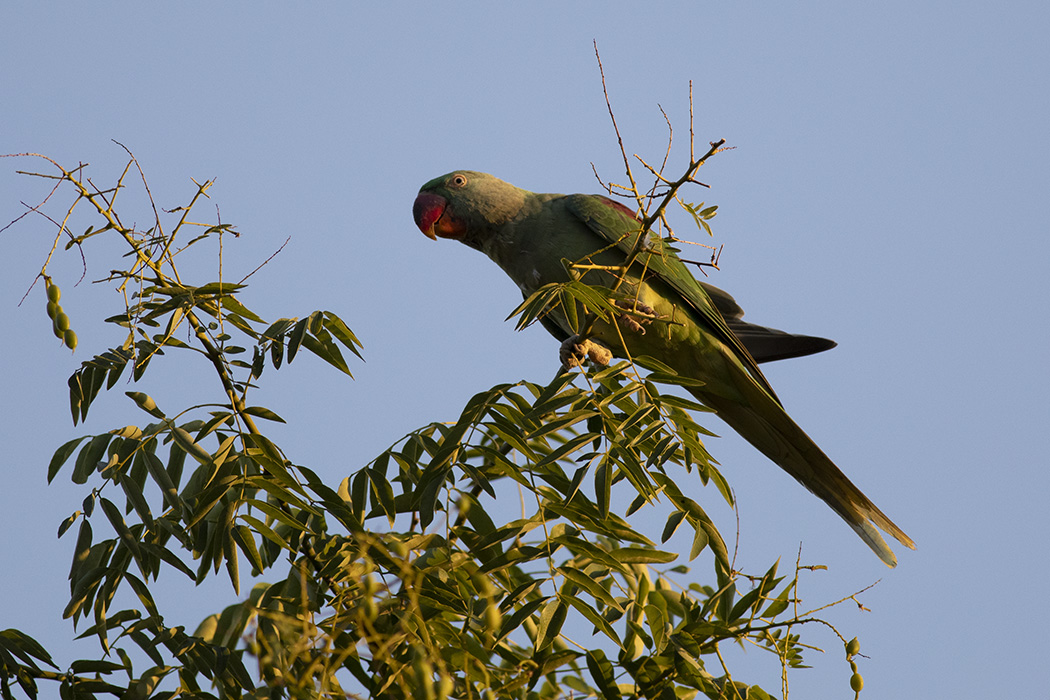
[560,335,613,370]
[613,299,663,334]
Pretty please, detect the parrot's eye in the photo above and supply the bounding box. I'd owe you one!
[450,174,468,188]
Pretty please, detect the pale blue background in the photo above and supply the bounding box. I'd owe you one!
[2,3,1047,697]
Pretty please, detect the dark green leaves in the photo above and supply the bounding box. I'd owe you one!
[260,311,363,378]
[68,347,134,425]
[509,280,620,333]
[680,200,718,237]
[5,151,862,700]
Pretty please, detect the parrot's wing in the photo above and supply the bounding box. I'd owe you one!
[565,193,780,401]
[532,282,836,364]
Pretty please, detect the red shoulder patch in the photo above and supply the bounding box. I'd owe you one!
[595,195,640,221]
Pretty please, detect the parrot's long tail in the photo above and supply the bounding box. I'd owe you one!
[694,386,915,567]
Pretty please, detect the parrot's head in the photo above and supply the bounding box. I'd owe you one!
[413,171,527,249]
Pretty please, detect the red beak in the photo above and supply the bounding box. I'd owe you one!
[413,192,466,240]
[413,192,445,240]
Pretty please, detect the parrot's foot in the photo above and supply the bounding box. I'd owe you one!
[613,299,663,334]
[560,335,613,370]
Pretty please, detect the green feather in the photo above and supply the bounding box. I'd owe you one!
[564,193,781,403]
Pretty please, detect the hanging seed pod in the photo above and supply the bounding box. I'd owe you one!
[850,672,864,692]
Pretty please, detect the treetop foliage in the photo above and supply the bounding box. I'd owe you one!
[1,112,873,699]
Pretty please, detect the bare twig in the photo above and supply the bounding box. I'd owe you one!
[690,80,695,162]
[240,236,291,284]
[594,41,642,211]
[659,104,673,174]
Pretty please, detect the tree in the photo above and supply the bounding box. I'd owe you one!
[1,131,872,698]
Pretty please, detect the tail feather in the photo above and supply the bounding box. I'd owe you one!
[727,320,838,364]
[695,386,915,567]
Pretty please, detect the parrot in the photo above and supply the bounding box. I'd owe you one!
[412,170,914,567]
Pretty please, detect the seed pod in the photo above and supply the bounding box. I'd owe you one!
[846,637,860,656]
[850,672,864,692]
[63,329,78,350]
[47,300,59,319]
[56,312,71,332]
[47,283,61,303]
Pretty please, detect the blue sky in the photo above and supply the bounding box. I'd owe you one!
[2,3,1047,697]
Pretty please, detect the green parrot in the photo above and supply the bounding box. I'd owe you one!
[413,170,914,566]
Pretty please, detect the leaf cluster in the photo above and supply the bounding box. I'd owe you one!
[0,150,867,700]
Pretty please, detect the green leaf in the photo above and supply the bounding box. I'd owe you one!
[729,586,763,622]
[746,685,771,700]
[231,525,263,575]
[763,585,793,619]
[140,452,181,515]
[631,354,676,374]
[238,514,287,551]
[57,512,80,538]
[68,519,94,582]
[0,629,60,671]
[243,406,286,423]
[535,597,568,651]
[48,436,89,483]
[219,294,264,323]
[654,393,712,414]
[141,540,195,580]
[322,311,364,359]
[690,523,709,560]
[171,426,213,465]
[558,566,621,610]
[99,498,133,546]
[300,329,353,377]
[223,512,241,595]
[595,460,612,520]
[661,510,686,543]
[645,602,668,653]
[529,409,598,442]
[585,649,621,700]
[243,498,311,534]
[611,547,677,564]
[72,434,112,484]
[185,475,239,529]
[69,659,125,674]
[194,281,246,296]
[287,317,308,362]
[561,287,579,333]
[125,573,160,622]
[119,471,154,529]
[68,363,106,425]
[646,371,706,388]
[554,537,629,575]
[495,597,547,643]
[565,595,621,647]
[126,392,166,419]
